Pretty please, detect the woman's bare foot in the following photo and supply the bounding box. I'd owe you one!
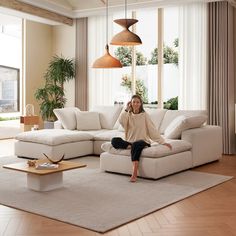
[130,175,137,182]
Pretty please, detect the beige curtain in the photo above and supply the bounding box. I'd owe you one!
[75,18,88,111]
[208,1,235,154]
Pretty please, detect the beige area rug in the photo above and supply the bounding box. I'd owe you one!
[0,156,233,233]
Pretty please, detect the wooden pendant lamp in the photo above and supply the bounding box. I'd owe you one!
[92,0,122,68]
[110,0,142,46]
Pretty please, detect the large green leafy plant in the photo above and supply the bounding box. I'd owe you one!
[35,55,75,121]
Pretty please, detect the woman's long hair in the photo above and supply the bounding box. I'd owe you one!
[130,94,145,113]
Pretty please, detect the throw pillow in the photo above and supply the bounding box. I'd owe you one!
[76,111,101,130]
[53,107,80,130]
[164,115,207,139]
[91,105,123,129]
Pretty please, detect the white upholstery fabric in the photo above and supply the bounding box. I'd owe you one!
[76,111,101,130]
[160,110,208,134]
[78,129,108,136]
[100,151,192,179]
[94,140,107,155]
[145,108,167,130]
[53,107,80,130]
[15,140,93,159]
[101,139,191,158]
[93,130,124,141]
[54,120,63,129]
[164,115,207,139]
[182,126,222,167]
[15,129,93,146]
[91,105,123,129]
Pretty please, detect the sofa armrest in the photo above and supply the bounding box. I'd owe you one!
[54,120,63,129]
[181,125,222,167]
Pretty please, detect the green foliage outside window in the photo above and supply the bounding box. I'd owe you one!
[114,47,147,67]
[164,96,178,110]
[114,38,179,67]
[148,38,179,66]
[147,97,178,110]
[120,75,148,103]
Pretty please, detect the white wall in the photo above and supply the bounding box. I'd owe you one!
[52,22,76,107]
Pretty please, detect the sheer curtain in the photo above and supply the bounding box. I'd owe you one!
[88,15,123,109]
[178,3,208,110]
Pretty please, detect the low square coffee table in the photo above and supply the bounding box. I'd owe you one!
[3,159,86,191]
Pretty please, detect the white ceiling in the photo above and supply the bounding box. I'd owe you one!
[0,0,222,26]
[18,0,221,18]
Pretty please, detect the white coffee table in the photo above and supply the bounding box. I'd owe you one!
[3,159,86,191]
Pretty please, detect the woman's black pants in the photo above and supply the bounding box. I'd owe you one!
[111,137,150,162]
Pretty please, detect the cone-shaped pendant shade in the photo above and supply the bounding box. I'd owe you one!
[111,19,142,46]
[92,45,122,68]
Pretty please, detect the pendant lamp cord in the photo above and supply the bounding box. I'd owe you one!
[125,0,127,19]
[106,0,108,46]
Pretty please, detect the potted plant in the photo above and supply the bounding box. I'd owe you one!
[35,55,75,128]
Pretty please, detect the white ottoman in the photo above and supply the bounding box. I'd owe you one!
[100,140,193,179]
[15,129,94,160]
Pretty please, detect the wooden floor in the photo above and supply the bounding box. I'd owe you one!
[1,139,236,236]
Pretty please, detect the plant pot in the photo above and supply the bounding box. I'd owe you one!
[44,121,54,129]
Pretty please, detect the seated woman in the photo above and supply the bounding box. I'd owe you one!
[111,94,172,182]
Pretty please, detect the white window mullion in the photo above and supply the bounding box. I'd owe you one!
[131,11,136,95]
[157,8,164,108]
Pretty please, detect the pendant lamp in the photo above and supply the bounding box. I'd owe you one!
[110,0,142,46]
[92,0,122,68]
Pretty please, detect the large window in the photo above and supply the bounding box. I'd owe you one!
[0,66,19,112]
[0,13,22,114]
[88,6,181,110]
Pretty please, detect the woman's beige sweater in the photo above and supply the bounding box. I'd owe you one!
[118,111,165,144]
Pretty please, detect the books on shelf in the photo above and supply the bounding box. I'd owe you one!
[35,162,59,170]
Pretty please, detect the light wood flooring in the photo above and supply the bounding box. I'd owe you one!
[0,139,236,236]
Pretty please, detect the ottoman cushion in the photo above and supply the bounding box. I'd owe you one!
[15,129,93,146]
[101,139,192,158]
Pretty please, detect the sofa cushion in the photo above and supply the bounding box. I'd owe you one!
[113,106,125,129]
[91,105,123,130]
[15,129,93,146]
[53,107,80,130]
[101,139,192,158]
[145,108,167,130]
[76,111,101,130]
[164,115,208,139]
[93,130,125,141]
[159,110,208,134]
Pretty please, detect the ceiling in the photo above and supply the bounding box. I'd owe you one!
[18,0,221,18]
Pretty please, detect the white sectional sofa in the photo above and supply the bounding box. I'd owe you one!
[14,106,222,179]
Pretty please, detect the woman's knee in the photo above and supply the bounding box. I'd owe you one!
[111,137,123,148]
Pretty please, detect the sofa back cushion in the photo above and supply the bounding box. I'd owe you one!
[145,108,167,131]
[160,110,208,134]
[53,107,80,130]
[76,111,101,130]
[164,115,208,139]
[91,105,123,130]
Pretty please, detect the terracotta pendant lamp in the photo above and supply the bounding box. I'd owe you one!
[92,0,122,68]
[110,0,142,46]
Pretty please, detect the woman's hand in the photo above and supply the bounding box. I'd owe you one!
[163,143,172,150]
[125,101,132,112]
